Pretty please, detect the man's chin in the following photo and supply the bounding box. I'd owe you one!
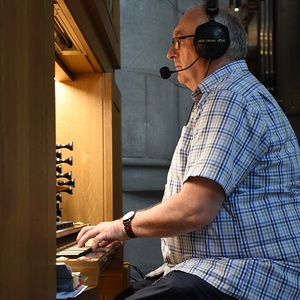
[177,73,186,85]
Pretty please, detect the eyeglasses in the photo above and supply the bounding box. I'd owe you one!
[172,35,195,50]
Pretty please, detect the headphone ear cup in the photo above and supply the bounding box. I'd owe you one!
[194,20,230,60]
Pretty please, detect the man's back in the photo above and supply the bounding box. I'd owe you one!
[161,59,300,299]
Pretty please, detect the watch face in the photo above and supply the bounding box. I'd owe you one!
[123,210,135,221]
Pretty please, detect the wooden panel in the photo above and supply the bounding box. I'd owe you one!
[57,55,95,74]
[0,1,121,298]
[55,58,74,82]
[57,253,107,287]
[61,0,120,70]
[56,72,122,225]
[56,73,105,225]
[103,73,122,221]
[55,0,104,73]
[0,0,56,299]
[99,244,130,300]
[85,0,121,68]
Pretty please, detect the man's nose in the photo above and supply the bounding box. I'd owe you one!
[167,45,177,60]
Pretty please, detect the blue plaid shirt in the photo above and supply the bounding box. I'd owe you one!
[154,60,300,299]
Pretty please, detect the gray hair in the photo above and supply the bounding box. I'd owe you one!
[188,4,247,60]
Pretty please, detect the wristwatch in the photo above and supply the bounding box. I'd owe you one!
[122,211,137,239]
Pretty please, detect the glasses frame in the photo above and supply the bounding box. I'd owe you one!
[172,35,195,50]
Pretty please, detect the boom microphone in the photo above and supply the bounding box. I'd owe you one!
[160,56,201,79]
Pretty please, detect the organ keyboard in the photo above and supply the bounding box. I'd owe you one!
[56,222,86,251]
[56,244,92,258]
[56,221,126,300]
[56,221,74,230]
[56,222,118,270]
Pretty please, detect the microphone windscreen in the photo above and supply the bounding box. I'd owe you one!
[160,66,171,79]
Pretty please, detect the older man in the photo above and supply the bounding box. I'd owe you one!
[77,3,300,299]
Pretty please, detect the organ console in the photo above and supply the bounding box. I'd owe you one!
[56,141,75,222]
[54,141,129,299]
[55,222,126,300]
[55,143,98,278]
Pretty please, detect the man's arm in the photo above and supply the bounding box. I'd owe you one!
[77,176,225,251]
[131,176,225,237]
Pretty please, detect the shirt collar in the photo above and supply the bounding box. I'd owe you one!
[191,86,202,104]
[193,59,248,96]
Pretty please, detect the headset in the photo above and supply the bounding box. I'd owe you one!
[193,0,230,60]
[160,0,230,79]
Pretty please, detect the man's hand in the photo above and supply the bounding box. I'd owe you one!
[76,219,127,252]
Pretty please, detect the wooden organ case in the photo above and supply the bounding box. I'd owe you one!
[1,0,126,298]
[54,0,127,299]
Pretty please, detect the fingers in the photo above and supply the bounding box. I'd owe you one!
[93,240,120,252]
[90,232,116,251]
[93,238,109,250]
[76,225,114,250]
[76,226,96,247]
[76,225,94,241]
[106,240,121,249]
[76,220,125,250]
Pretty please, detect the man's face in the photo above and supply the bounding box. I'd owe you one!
[167,8,208,90]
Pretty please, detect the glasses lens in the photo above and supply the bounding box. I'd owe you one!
[172,35,195,50]
[172,37,179,49]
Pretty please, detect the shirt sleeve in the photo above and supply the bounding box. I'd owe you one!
[184,89,269,196]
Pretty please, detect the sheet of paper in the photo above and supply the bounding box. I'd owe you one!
[56,284,88,299]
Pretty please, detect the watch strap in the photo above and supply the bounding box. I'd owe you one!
[123,212,137,239]
[123,220,137,239]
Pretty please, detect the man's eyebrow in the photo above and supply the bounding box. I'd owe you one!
[173,29,185,36]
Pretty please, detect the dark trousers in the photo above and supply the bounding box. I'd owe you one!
[114,271,237,300]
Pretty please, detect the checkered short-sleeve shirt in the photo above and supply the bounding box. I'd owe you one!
[156,60,300,299]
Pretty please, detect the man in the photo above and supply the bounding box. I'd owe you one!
[77,3,300,299]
